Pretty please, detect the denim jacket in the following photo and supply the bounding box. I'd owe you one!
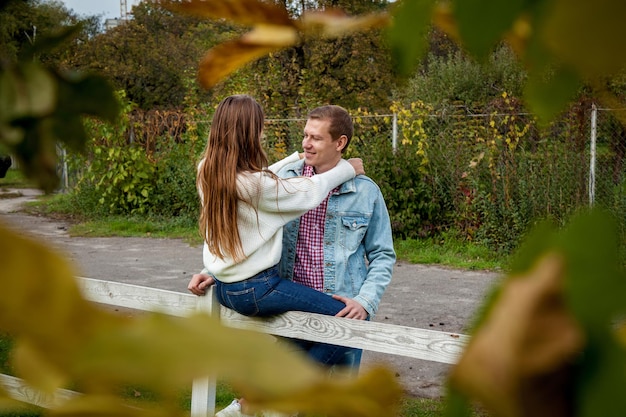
[277,159,396,318]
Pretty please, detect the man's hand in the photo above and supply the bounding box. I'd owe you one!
[188,273,216,296]
[332,294,368,320]
[347,158,365,176]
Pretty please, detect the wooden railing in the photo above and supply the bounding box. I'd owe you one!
[0,277,470,416]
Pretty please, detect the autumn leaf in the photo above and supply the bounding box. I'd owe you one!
[72,311,402,417]
[52,395,157,417]
[162,0,394,88]
[542,0,626,79]
[0,221,124,392]
[431,2,459,43]
[447,211,626,417]
[198,25,296,88]
[0,392,36,417]
[452,0,525,61]
[0,62,56,124]
[299,9,390,38]
[0,26,118,193]
[401,0,626,124]
[449,254,584,417]
[247,366,401,417]
[387,0,435,77]
[159,0,294,27]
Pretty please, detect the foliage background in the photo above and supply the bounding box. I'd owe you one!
[59,88,624,261]
[13,0,616,261]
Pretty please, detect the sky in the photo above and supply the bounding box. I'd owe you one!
[60,0,141,21]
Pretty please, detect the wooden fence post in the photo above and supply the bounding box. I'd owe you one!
[190,287,221,417]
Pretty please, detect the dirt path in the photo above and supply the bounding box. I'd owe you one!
[0,187,501,398]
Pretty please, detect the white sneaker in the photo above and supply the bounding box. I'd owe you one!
[215,399,254,417]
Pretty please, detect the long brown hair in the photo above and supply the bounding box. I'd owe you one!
[197,95,268,262]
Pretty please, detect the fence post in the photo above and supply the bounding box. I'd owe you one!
[190,287,221,417]
[589,103,597,207]
[392,112,398,152]
[61,145,68,192]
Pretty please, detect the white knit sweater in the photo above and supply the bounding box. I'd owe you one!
[202,152,356,283]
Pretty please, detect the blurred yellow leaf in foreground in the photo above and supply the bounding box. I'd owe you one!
[449,254,584,417]
[161,0,389,88]
[0,222,402,416]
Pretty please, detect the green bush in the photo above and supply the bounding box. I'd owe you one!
[393,45,526,110]
[64,92,203,219]
[152,141,200,220]
[59,183,112,219]
[348,110,449,239]
[69,138,201,220]
[85,145,156,215]
[373,143,448,239]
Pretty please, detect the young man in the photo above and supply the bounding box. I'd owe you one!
[277,104,396,368]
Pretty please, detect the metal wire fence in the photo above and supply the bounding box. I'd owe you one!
[590,106,626,210]
[261,104,626,252]
[53,103,626,254]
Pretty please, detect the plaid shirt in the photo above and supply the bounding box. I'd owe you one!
[293,165,339,291]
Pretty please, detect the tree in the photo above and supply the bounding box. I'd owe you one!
[0,0,118,192]
[300,29,393,110]
[0,0,97,66]
[393,44,527,110]
[210,0,395,124]
[67,1,240,109]
[243,27,393,119]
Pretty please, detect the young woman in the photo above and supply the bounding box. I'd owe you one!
[188,95,363,364]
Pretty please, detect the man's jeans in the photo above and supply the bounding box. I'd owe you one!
[213,266,352,365]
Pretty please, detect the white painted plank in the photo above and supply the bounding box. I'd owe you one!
[75,279,469,363]
[77,277,196,317]
[0,374,79,408]
[219,308,469,364]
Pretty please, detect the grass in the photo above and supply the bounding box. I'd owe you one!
[26,192,202,245]
[394,233,506,271]
[0,333,12,374]
[27,193,508,271]
[68,216,200,243]
[0,169,37,189]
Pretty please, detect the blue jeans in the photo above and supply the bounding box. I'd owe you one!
[213,266,352,365]
[289,340,363,372]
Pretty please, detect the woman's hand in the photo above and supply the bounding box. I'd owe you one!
[348,158,365,176]
[188,273,216,296]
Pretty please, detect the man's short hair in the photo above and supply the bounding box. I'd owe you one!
[308,105,353,153]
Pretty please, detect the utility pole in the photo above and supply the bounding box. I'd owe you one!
[120,0,128,20]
